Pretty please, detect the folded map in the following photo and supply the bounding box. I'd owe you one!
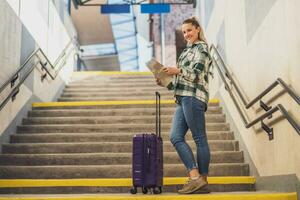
[146,58,173,88]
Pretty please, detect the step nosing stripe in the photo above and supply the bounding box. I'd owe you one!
[0,177,255,188]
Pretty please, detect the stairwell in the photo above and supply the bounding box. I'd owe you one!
[0,72,297,200]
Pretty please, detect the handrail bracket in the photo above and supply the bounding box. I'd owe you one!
[260,100,273,119]
[261,120,274,140]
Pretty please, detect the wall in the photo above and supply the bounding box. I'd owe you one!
[196,0,300,187]
[152,1,195,66]
[0,0,77,146]
[134,3,153,72]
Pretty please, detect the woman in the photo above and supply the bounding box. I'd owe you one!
[157,17,211,194]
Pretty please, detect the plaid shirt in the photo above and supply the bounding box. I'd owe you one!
[168,41,211,104]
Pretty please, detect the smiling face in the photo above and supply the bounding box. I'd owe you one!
[181,23,200,44]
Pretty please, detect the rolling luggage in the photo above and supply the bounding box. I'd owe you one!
[130,92,163,194]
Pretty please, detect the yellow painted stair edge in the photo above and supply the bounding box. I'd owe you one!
[0,177,254,188]
[32,99,220,108]
[0,192,297,200]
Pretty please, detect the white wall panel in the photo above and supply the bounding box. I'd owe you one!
[19,0,49,54]
[47,2,70,63]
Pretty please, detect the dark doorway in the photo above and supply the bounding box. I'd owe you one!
[175,29,187,61]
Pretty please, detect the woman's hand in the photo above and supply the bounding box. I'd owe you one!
[156,78,162,86]
[163,67,181,75]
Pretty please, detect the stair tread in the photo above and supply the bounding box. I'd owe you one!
[30,106,221,112]
[4,140,237,145]
[1,73,254,194]
[0,163,249,167]
[24,114,225,119]
[2,141,239,154]
[23,115,226,124]
[18,123,228,126]
[0,151,242,156]
[10,131,235,143]
[11,131,233,135]
[0,163,250,178]
[0,192,295,200]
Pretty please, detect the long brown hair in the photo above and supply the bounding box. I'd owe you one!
[183,17,208,44]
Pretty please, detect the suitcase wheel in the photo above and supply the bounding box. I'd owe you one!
[130,187,137,194]
[152,186,162,194]
[142,186,148,194]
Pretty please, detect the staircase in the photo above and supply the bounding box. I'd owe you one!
[0,72,297,200]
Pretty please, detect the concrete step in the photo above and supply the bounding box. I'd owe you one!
[69,76,155,82]
[66,82,161,88]
[0,72,257,195]
[0,192,296,199]
[60,92,174,98]
[70,77,155,84]
[64,86,163,91]
[2,140,239,154]
[31,103,178,110]
[31,101,219,110]
[68,80,162,86]
[106,75,153,79]
[29,107,222,116]
[63,87,168,93]
[70,80,156,85]
[57,96,175,101]
[0,176,256,193]
[0,151,244,165]
[22,114,226,125]
[0,163,249,178]
[10,131,234,143]
[0,183,255,194]
[17,123,230,133]
[71,75,154,81]
[32,99,219,109]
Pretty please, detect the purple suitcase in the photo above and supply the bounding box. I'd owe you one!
[130,92,163,194]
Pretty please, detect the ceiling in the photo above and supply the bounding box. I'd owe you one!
[70,0,120,70]
[70,0,114,45]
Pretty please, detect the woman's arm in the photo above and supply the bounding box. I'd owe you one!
[180,58,206,83]
[162,67,181,75]
[155,77,174,90]
[178,44,210,83]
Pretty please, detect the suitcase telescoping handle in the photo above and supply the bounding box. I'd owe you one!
[155,91,161,138]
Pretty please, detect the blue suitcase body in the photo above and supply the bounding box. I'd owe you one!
[130,92,163,194]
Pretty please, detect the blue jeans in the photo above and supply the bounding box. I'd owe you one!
[170,96,210,175]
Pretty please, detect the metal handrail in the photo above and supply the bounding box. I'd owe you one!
[0,39,77,111]
[245,78,300,108]
[210,45,300,108]
[0,63,36,111]
[36,39,74,79]
[209,44,300,139]
[0,49,39,95]
[211,55,248,126]
[72,42,87,71]
[210,45,248,106]
[80,57,88,71]
[0,39,74,93]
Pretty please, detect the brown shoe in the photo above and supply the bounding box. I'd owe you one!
[178,177,208,194]
[192,184,211,194]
